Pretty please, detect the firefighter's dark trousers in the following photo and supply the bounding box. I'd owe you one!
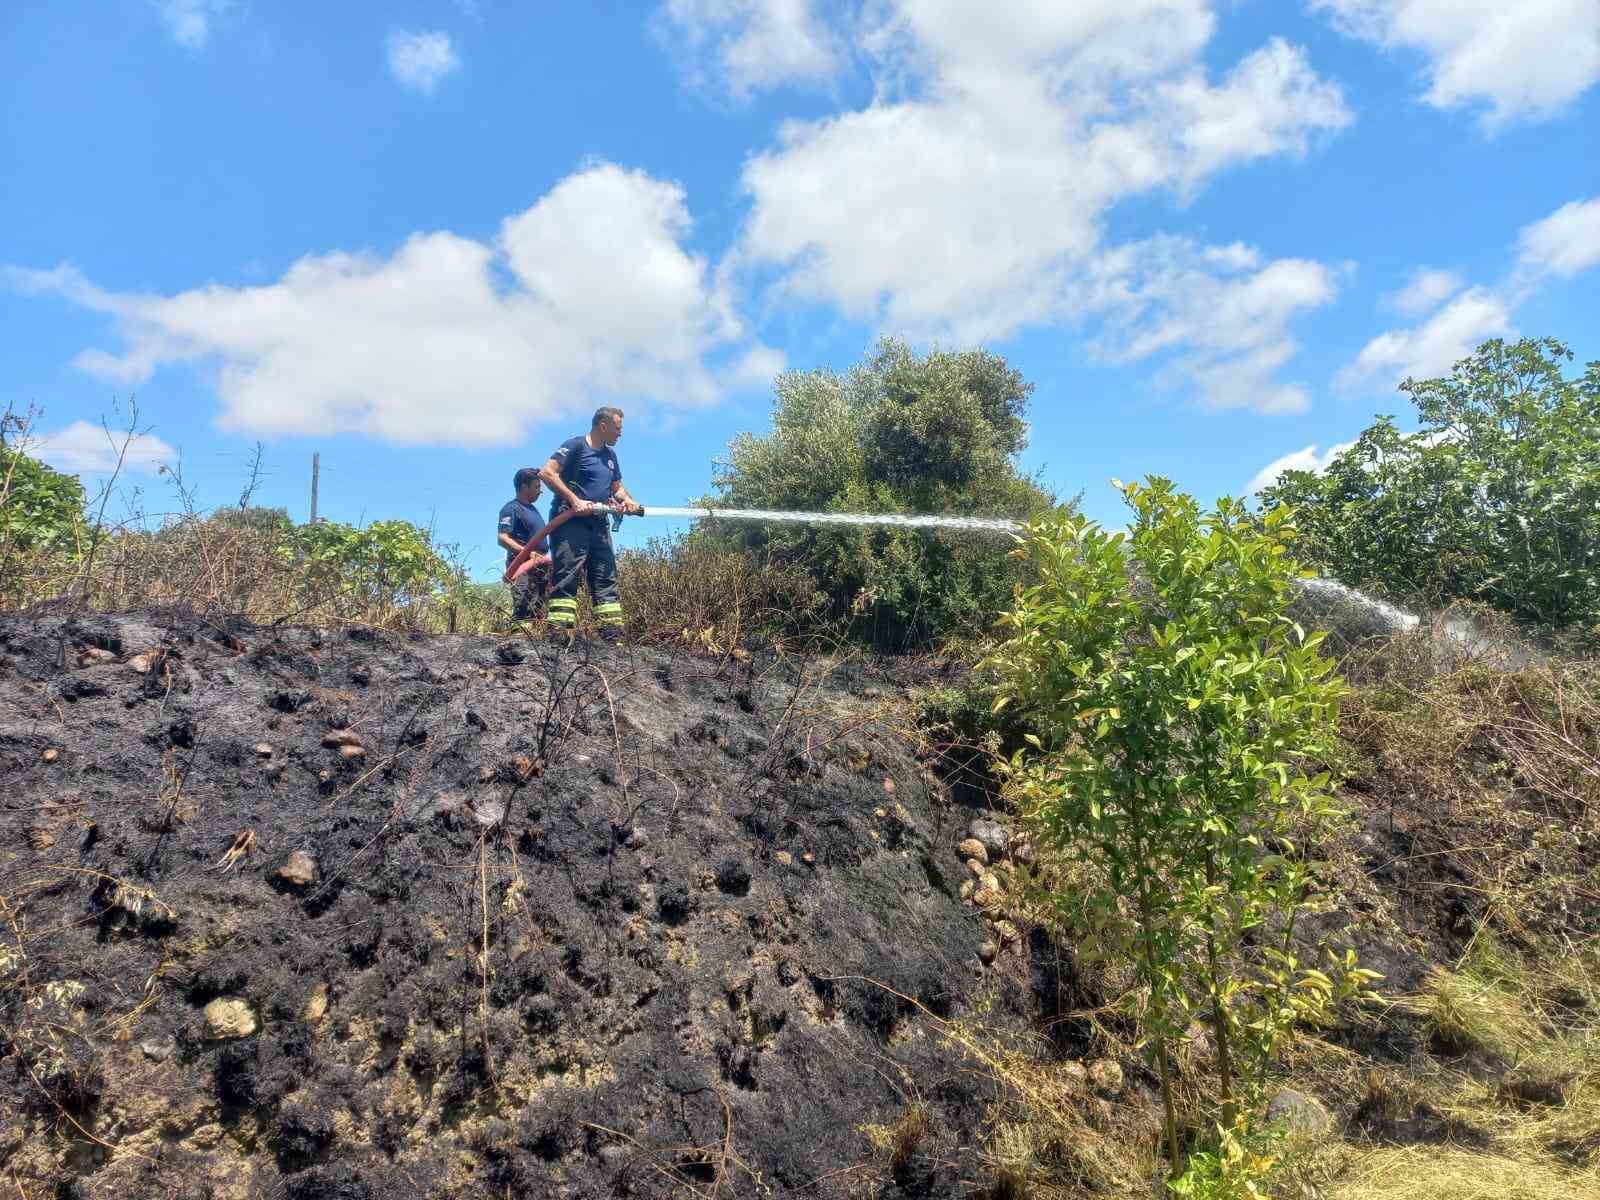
[509,565,547,621]
[547,516,623,632]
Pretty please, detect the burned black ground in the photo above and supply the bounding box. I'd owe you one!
[0,610,1034,1199]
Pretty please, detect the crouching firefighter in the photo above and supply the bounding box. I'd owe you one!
[538,406,643,641]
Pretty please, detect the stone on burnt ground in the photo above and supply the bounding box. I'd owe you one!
[1087,1058,1124,1096]
[968,818,1009,859]
[957,837,988,865]
[202,998,258,1040]
[1265,1089,1331,1138]
[275,850,320,889]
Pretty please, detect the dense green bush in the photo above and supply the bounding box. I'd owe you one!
[288,518,455,616]
[1262,337,1600,631]
[705,339,1055,650]
[0,440,85,554]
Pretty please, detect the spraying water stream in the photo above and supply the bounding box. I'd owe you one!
[1292,577,1421,632]
[643,505,1023,534]
[638,504,1520,656]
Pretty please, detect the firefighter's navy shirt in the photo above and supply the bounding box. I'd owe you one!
[548,436,621,517]
[497,499,543,566]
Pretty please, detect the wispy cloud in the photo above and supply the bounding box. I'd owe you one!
[1340,193,1600,392]
[1338,286,1513,391]
[387,30,462,95]
[1309,0,1600,128]
[1514,196,1600,285]
[157,0,228,51]
[1383,267,1462,317]
[27,421,176,476]
[660,0,840,97]
[1245,440,1356,495]
[731,3,1349,412]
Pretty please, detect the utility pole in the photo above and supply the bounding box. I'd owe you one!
[309,452,320,524]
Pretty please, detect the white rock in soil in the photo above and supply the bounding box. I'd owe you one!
[1265,1089,1331,1138]
[275,850,319,888]
[202,997,258,1040]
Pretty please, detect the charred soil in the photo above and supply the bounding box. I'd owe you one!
[0,610,1038,1199]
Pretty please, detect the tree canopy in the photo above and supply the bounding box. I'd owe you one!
[1262,337,1600,630]
[707,339,1055,649]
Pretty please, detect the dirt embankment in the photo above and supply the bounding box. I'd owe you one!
[0,611,1039,1199]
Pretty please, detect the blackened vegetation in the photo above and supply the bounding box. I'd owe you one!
[0,610,1035,1198]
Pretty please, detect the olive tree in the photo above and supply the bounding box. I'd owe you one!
[707,339,1054,649]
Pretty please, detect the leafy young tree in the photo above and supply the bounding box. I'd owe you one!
[1262,337,1600,629]
[708,339,1054,649]
[987,479,1374,1180]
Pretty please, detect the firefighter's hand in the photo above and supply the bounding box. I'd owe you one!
[623,500,643,516]
[575,499,599,516]
[533,552,552,568]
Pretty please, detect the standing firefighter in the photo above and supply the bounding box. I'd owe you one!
[497,468,552,622]
[539,407,643,640]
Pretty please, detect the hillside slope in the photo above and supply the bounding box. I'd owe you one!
[0,611,1032,1199]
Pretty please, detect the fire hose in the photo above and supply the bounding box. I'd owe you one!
[501,500,642,584]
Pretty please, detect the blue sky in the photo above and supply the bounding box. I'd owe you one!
[4,1,1597,579]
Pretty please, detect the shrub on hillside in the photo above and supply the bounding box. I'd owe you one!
[0,500,480,632]
[987,479,1374,1181]
[705,339,1056,650]
[617,536,824,649]
[289,518,454,618]
[1262,337,1600,632]
[0,434,85,556]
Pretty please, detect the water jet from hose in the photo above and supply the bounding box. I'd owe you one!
[641,505,1022,534]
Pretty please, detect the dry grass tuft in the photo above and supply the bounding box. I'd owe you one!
[940,1012,1163,1196]
[1330,1146,1597,1200]
[615,535,824,649]
[862,1102,932,1173]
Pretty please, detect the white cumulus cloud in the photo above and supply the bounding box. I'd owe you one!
[388,30,461,95]
[1341,194,1600,391]
[1310,0,1600,126]
[28,421,177,476]
[1384,267,1462,316]
[1245,440,1357,495]
[734,3,1350,412]
[1514,196,1600,282]
[7,164,773,446]
[158,0,228,50]
[661,0,839,95]
[1339,286,1513,390]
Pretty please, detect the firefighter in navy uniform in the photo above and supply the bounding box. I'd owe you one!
[538,406,643,640]
[496,468,552,623]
